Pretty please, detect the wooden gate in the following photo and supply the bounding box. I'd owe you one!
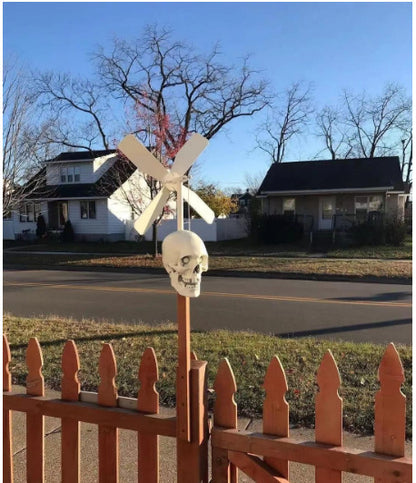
[211,344,412,482]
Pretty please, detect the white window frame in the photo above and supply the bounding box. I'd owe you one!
[60,165,81,183]
[282,197,296,215]
[80,200,96,219]
[354,195,384,215]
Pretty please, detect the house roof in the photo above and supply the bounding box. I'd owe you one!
[46,149,117,162]
[258,157,404,195]
[26,156,137,200]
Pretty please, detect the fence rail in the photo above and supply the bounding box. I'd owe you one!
[3,334,207,483]
[211,344,411,482]
[3,334,412,482]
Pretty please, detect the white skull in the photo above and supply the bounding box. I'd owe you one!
[162,230,208,297]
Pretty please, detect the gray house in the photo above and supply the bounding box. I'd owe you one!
[257,156,407,233]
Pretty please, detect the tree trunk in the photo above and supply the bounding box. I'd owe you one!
[152,223,158,258]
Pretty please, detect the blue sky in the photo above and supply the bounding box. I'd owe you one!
[3,2,412,190]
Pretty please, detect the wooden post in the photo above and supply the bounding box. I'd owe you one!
[98,344,119,483]
[26,338,45,483]
[212,359,238,483]
[176,294,191,442]
[177,359,209,482]
[375,343,406,483]
[263,356,289,479]
[61,340,81,483]
[315,350,343,483]
[138,347,159,483]
[3,335,13,483]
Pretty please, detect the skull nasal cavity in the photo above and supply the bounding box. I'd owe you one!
[194,265,201,274]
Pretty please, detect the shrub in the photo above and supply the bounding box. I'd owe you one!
[351,217,407,247]
[251,214,303,244]
[36,214,47,239]
[384,219,407,246]
[62,220,75,242]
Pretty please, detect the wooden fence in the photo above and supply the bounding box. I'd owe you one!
[211,344,411,482]
[3,335,412,482]
[3,335,208,483]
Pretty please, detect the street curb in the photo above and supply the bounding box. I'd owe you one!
[3,263,412,285]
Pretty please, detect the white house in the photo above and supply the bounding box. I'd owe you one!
[4,149,166,241]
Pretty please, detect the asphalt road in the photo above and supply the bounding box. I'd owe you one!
[3,269,412,345]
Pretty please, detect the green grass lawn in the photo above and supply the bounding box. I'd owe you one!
[4,314,412,438]
[4,235,412,259]
[3,251,411,281]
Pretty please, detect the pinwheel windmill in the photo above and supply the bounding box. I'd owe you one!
[118,133,215,234]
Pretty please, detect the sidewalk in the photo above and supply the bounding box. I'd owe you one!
[9,386,412,482]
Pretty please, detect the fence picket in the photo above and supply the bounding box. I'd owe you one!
[138,347,159,483]
[375,343,406,483]
[212,359,238,483]
[98,344,119,482]
[263,356,289,479]
[26,338,45,482]
[61,340,81,483]
[3,335,13,483]
[315,350,342,483]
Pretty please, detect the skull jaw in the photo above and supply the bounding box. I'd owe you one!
[169,272,201,298]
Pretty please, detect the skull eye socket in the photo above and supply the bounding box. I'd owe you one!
[181,256,190,266]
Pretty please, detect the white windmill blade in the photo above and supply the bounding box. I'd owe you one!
[182,185,215,224]
[171,133,209,176]
[118,134,168,181]
[134,187,171,235]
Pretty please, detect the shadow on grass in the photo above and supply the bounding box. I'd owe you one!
[277,318,411,339]
[9,329,182,350]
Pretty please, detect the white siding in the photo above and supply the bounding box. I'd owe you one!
[67,199,108,236]
[92,154,117,183]
[109,171,154,236]
[107,198,132,234]
[7,201,49,239]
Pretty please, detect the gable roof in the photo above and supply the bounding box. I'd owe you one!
[46,149,117,162]
[26,156,137,200]
[258,157,404,194]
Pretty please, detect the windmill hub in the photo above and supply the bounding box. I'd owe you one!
[164,171,189,192]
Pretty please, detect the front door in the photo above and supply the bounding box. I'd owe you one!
[58,202,68,228]
[319,196,335,230]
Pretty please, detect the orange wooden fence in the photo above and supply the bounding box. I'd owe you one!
[211,344,412,483]
[2,335,208,483]
[3,335,412,482]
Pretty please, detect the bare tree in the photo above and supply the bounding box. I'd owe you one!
[36,73,113,151]
[315,105,353,160]
[94,26,270,148]
[34,25,270,250]
[3,57,58,217]
[256,82,313,163]
[244,170,267,195]
[343,83,411,159]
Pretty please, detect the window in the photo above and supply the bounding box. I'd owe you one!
[67,166,74,183]
[355,195,383,221]
[19,203,41,222]
[60,165,81,183]
[74,166,80,182]
[283,198,295,215]
[80,201,96,219]
[322,198,335,220]
[60,167,67,183]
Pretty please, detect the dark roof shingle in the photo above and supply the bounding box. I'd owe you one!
[258,157,404,194]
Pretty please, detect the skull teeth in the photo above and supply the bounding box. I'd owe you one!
[178,275,198,287]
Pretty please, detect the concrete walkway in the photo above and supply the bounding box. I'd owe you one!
[8,386,411,482]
